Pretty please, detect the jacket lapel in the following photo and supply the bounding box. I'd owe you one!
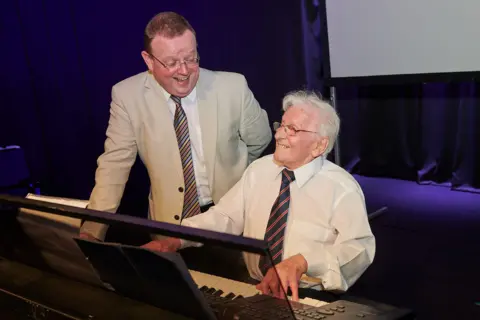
[196,70,218,188]
[143,73,183,176]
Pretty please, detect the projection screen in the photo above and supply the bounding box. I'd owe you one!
[320,0,480,84]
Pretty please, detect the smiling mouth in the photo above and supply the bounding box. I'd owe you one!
[174,75,190,82]
[276,143,290,149]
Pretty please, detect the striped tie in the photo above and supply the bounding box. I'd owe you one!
[259,169,296,275]
[171,95,201,220]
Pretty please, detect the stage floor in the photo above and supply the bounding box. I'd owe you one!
[350,175,480,320]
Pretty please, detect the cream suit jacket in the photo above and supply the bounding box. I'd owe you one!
[81,68,272,240]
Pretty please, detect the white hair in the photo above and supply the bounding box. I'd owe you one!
[282,90,340,155]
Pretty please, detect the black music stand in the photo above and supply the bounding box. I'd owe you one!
[74,239,217,320]
[0,194,297,320]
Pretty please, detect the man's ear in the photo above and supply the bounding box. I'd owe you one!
[141,51,154,72]
[312,137,329,158]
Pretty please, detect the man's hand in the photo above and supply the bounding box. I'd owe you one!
[141,238,181,253]
[256,254,308,301]
[79,232,100,242]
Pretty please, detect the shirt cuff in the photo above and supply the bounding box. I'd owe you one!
[300,249,344,291]
[179,220,204,249]
[301,249,329,277]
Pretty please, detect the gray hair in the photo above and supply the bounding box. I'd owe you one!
[282,90,340,155]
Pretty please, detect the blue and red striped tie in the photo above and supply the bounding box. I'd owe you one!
[171,95,201,220]
[259,168,296,275]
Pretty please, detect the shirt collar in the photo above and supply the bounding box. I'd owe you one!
[273,156,324,188]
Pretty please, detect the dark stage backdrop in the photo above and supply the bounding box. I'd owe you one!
[0,0,306,216]
[303,1,480,194]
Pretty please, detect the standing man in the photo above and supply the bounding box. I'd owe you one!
[80,12,271,241]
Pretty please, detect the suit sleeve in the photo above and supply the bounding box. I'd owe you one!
[238,76,272,163]
[80,86,138,240]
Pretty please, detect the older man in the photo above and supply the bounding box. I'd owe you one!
[80,12,271,241]
[144,90,375,301]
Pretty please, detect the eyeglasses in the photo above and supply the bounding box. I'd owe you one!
[273,122,318,136]
[149,53,200,70]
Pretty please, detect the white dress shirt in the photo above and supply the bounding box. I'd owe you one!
[159,86,213,206]
[181,154,375,292]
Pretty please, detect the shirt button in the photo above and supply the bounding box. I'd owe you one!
[174,215,180,221]
[178,187,184,192]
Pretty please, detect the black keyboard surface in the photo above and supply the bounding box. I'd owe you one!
[208,293,414,320]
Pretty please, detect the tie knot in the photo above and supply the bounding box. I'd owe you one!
[282,169,295,184]
[171,95,181,106]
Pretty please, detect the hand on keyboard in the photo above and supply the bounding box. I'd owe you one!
[141,237,181,252]
[79,232,101,242]
[256,253,308,302]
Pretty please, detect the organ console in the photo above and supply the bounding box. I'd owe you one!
[0,194,415,319]
[189,269,328,307]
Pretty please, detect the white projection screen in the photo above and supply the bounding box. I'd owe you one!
[320,0,480,84]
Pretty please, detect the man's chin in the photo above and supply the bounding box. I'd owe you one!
[273,152,285,166]
[173,81,197,97]
[171,86,192,97]
[174,74,198,96]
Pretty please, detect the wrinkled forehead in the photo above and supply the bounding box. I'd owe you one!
[283,104,320,127]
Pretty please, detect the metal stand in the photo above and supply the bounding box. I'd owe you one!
[329,86,341,166]
[329,86,388,220]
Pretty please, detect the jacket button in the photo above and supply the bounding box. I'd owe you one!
[174,215,180,221]
[178,187,184,192]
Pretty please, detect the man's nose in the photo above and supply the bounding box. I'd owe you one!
[177,62,189,74]
[275,127,287,140]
